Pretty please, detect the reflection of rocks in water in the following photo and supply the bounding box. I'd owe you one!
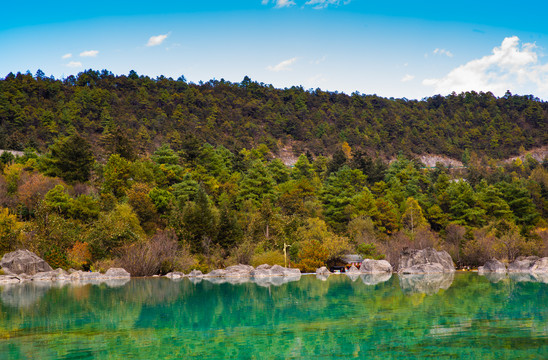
[0,282,49,308]
[346,273,360,282]
[481,272,507,283]
[204,277,252,285]
[360,273,392,286]
[104,278,131,288]
[252,275,301,287]
[399,272,454,295]
[316,274,329,281]
[509,272,548,284]
[201,274,302,287]
[188,277,202,284]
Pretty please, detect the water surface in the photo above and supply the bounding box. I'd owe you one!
[1,273,546,359]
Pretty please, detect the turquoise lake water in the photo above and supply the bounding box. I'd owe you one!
[0,272,547,359]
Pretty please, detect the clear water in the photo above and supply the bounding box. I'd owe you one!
[0,272,547,359]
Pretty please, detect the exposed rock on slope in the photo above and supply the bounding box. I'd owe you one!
[1,250,53,275]
[398,248,455,273]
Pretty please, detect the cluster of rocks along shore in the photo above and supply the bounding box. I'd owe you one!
[478,256,548,283]
[165,264,301,279]
[0,250,130,285]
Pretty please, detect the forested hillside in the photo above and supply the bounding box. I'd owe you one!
[0,70,546,160]
[0,70,546,274]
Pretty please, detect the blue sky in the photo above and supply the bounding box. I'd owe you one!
[2,0,548,99]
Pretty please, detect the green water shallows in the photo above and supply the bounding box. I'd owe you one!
[0,273,546,359]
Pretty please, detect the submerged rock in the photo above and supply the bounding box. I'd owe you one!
[398,248,455,273]
[482,272,507,283]
[478,259,506,273]
[0,250,53,275]
[253,274,301,287]
[165,272,185,279]
[316,274,329,281]
[360,259,392,274]
[0,282,50,308]
[360,273,392,286]
[0,275,21,284]
[399,272,454,295]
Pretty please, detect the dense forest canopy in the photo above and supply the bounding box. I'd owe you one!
[0,69,546,160]
[0,69,546,275]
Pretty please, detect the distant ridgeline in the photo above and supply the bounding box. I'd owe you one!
[0,70,546,161]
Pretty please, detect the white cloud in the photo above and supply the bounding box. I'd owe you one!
[433,48,454,57]
[267,57,298,72]
[66,61,82,68]
[147,33,170,47]
[401,74,415,82]
[423,36,548,98]
[80,50,99,57]
[262,0,296,8]
[62,53,72,59]
[305,0,350,9]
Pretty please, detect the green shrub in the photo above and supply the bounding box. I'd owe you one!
[251,250,285,267]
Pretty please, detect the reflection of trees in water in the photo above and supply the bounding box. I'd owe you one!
[0,274,546,359]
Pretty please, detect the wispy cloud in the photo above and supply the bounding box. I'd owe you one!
[401,74,415,82]
[423,36,548,98]
[66,61,82,68]
[61,53,72,59]
[311,55,326,64]
[433,48,454,57]
[267,57,298,72]
[262,0,296,8]
[305,0,350,9]
[307,74,327,87]
[146,33,170,47]
[80,50,99,57]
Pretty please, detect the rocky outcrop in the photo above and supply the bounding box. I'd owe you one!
[31,268,71,282]
[360,259,392,274]
[250,264,301,277]
[399,263,445,274]
[478,259,506,273]
[315,267,331,281]
[104,268,131,278]
[0,250,53,275]
[346,264,360,274]
[398,248,455,273]
[224,264,254,277]
[203,269,227,277]
[508,256,548,272]
[188,270,204,277]
[316,266,331,275]
[530,257,548,273]
[399,272,454,295]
